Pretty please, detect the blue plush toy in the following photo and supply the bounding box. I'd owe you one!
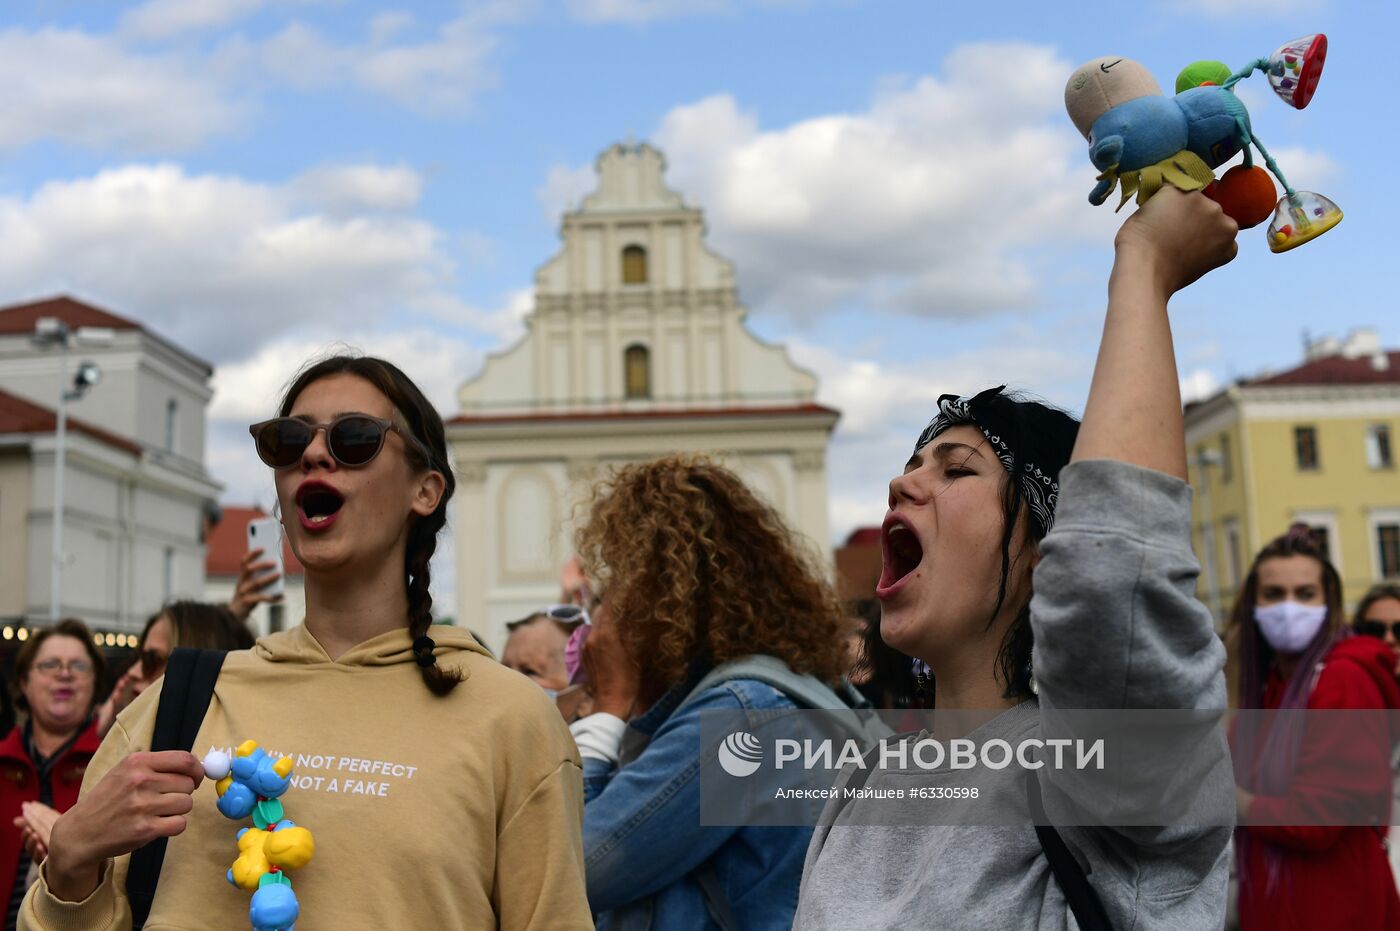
[1065,35,1341,253]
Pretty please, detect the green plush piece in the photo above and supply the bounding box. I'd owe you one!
[1176,60,1232,94]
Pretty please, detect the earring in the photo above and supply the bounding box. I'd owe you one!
[1026,657,1039,697]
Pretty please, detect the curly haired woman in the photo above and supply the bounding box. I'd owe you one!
[572,455,865,931]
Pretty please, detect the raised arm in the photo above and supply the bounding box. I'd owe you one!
[1072,188,1238,478]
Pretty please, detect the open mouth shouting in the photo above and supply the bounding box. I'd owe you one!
[296,480,346,533]
[877,513,924,599]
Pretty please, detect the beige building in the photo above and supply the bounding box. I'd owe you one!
[0,296,221,635]
[448,142,839,650]
[1186,328,1400,624]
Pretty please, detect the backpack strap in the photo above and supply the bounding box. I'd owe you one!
[127,648,226,930]
[1026,772,1114,931]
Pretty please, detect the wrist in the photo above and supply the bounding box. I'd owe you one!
[45,845,101,903]
[1110,241,1172,302]
[591,696,635,719]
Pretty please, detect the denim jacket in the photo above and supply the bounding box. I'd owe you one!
[583,674,813,931]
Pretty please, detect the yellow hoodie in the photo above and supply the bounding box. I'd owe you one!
[20,623,593,931]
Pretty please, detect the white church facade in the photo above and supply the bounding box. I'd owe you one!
[447,142,839,650]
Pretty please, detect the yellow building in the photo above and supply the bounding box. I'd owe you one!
[1185,329,1400,625]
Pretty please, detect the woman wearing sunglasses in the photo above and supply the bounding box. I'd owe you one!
[1352,583,1400,897]
[21,356,592,930]
[93,603,255,741]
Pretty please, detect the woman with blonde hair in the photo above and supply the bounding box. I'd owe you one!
[573,454,862,930]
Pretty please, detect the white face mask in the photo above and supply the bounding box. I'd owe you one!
[1254,601,1329,654]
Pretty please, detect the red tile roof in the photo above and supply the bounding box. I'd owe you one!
[449,403,840,426]
[1249,351,1400,387]
[205,506,304,578]
[0,295,212,373]
[0,389,141,456]
[835,528,882,603]
[843,526,881,547]
[0,296,142,335]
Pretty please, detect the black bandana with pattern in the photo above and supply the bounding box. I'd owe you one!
[915,385,1079,538]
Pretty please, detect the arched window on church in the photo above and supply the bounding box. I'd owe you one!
[625,344,651,399]
[621,245,648,285]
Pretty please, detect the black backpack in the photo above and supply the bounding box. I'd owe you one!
[126,648,227,930]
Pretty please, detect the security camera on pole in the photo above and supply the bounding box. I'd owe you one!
[30,317,108,624]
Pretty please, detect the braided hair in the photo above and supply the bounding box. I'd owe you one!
[278,355,462,696]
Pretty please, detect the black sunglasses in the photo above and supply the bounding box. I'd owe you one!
[1356,619,1400,640]
[249,414,428,469]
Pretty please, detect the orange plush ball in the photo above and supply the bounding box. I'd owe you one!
[1204,165,1276,228]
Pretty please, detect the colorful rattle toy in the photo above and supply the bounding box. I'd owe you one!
[1065,35,1341,252]
[203,742,315,931]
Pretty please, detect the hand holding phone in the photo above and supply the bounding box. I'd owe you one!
[229,518,286,621]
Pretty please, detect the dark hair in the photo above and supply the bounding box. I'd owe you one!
[153,601,255,651]
[862,390,1078,705]
[278,355,461,696]
[1353,583,1400,629]
[12,619,107,715]
[1229,522,1345,712]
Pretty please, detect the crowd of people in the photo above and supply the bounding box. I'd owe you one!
[0,187,1394,930]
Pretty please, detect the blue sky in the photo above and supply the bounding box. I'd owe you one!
[1,0,1392,607]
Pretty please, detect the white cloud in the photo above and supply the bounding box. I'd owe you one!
[787,336,1089,541]
[566,0,729,22]
[537,163,599,221]
[0,162,514,362]
[254,13,501,115]
[291,163,424,215]
[0,28,244,152]
[616,42,1123,320]
[120,0,266,40]
[1180,368,1222,405]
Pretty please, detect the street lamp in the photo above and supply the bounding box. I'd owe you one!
[1194,447,1224,626]
[30,319,104,623]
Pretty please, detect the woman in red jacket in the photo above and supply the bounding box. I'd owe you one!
[0,619,105,929]
[1232,524,1400,930]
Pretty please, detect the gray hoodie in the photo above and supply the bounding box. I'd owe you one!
[794,459,1232,930]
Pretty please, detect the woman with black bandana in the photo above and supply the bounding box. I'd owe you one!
[794,188,1240,929]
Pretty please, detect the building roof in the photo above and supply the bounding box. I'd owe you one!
[0,388,142,456]
[1246,350,1400,387]
[205,506,304,578]
[835,525,882,603]
[449,402,840,427]
[0,295,142,335]
[0,295,212,374]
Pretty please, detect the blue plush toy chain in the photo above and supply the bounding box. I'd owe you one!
[203,742,316,931]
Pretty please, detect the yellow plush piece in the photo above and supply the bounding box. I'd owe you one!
[265,825,316,871]
[236,739,259,758]
[1096,150,1215,210]
[215,775,233,797]
[229,828,272,892]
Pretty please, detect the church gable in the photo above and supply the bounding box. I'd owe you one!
[458,141,817,414]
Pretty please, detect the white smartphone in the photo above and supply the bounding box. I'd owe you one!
[245,517,286,598]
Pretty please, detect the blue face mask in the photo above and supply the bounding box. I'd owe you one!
[1254,601,1329,654]
[541,688,558,701]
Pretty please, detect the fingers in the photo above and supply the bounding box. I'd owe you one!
[137,750,207,787]
[243,547,265,565]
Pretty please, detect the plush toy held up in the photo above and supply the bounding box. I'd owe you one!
[204,741,315,931]
[1065,35,1341,252]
